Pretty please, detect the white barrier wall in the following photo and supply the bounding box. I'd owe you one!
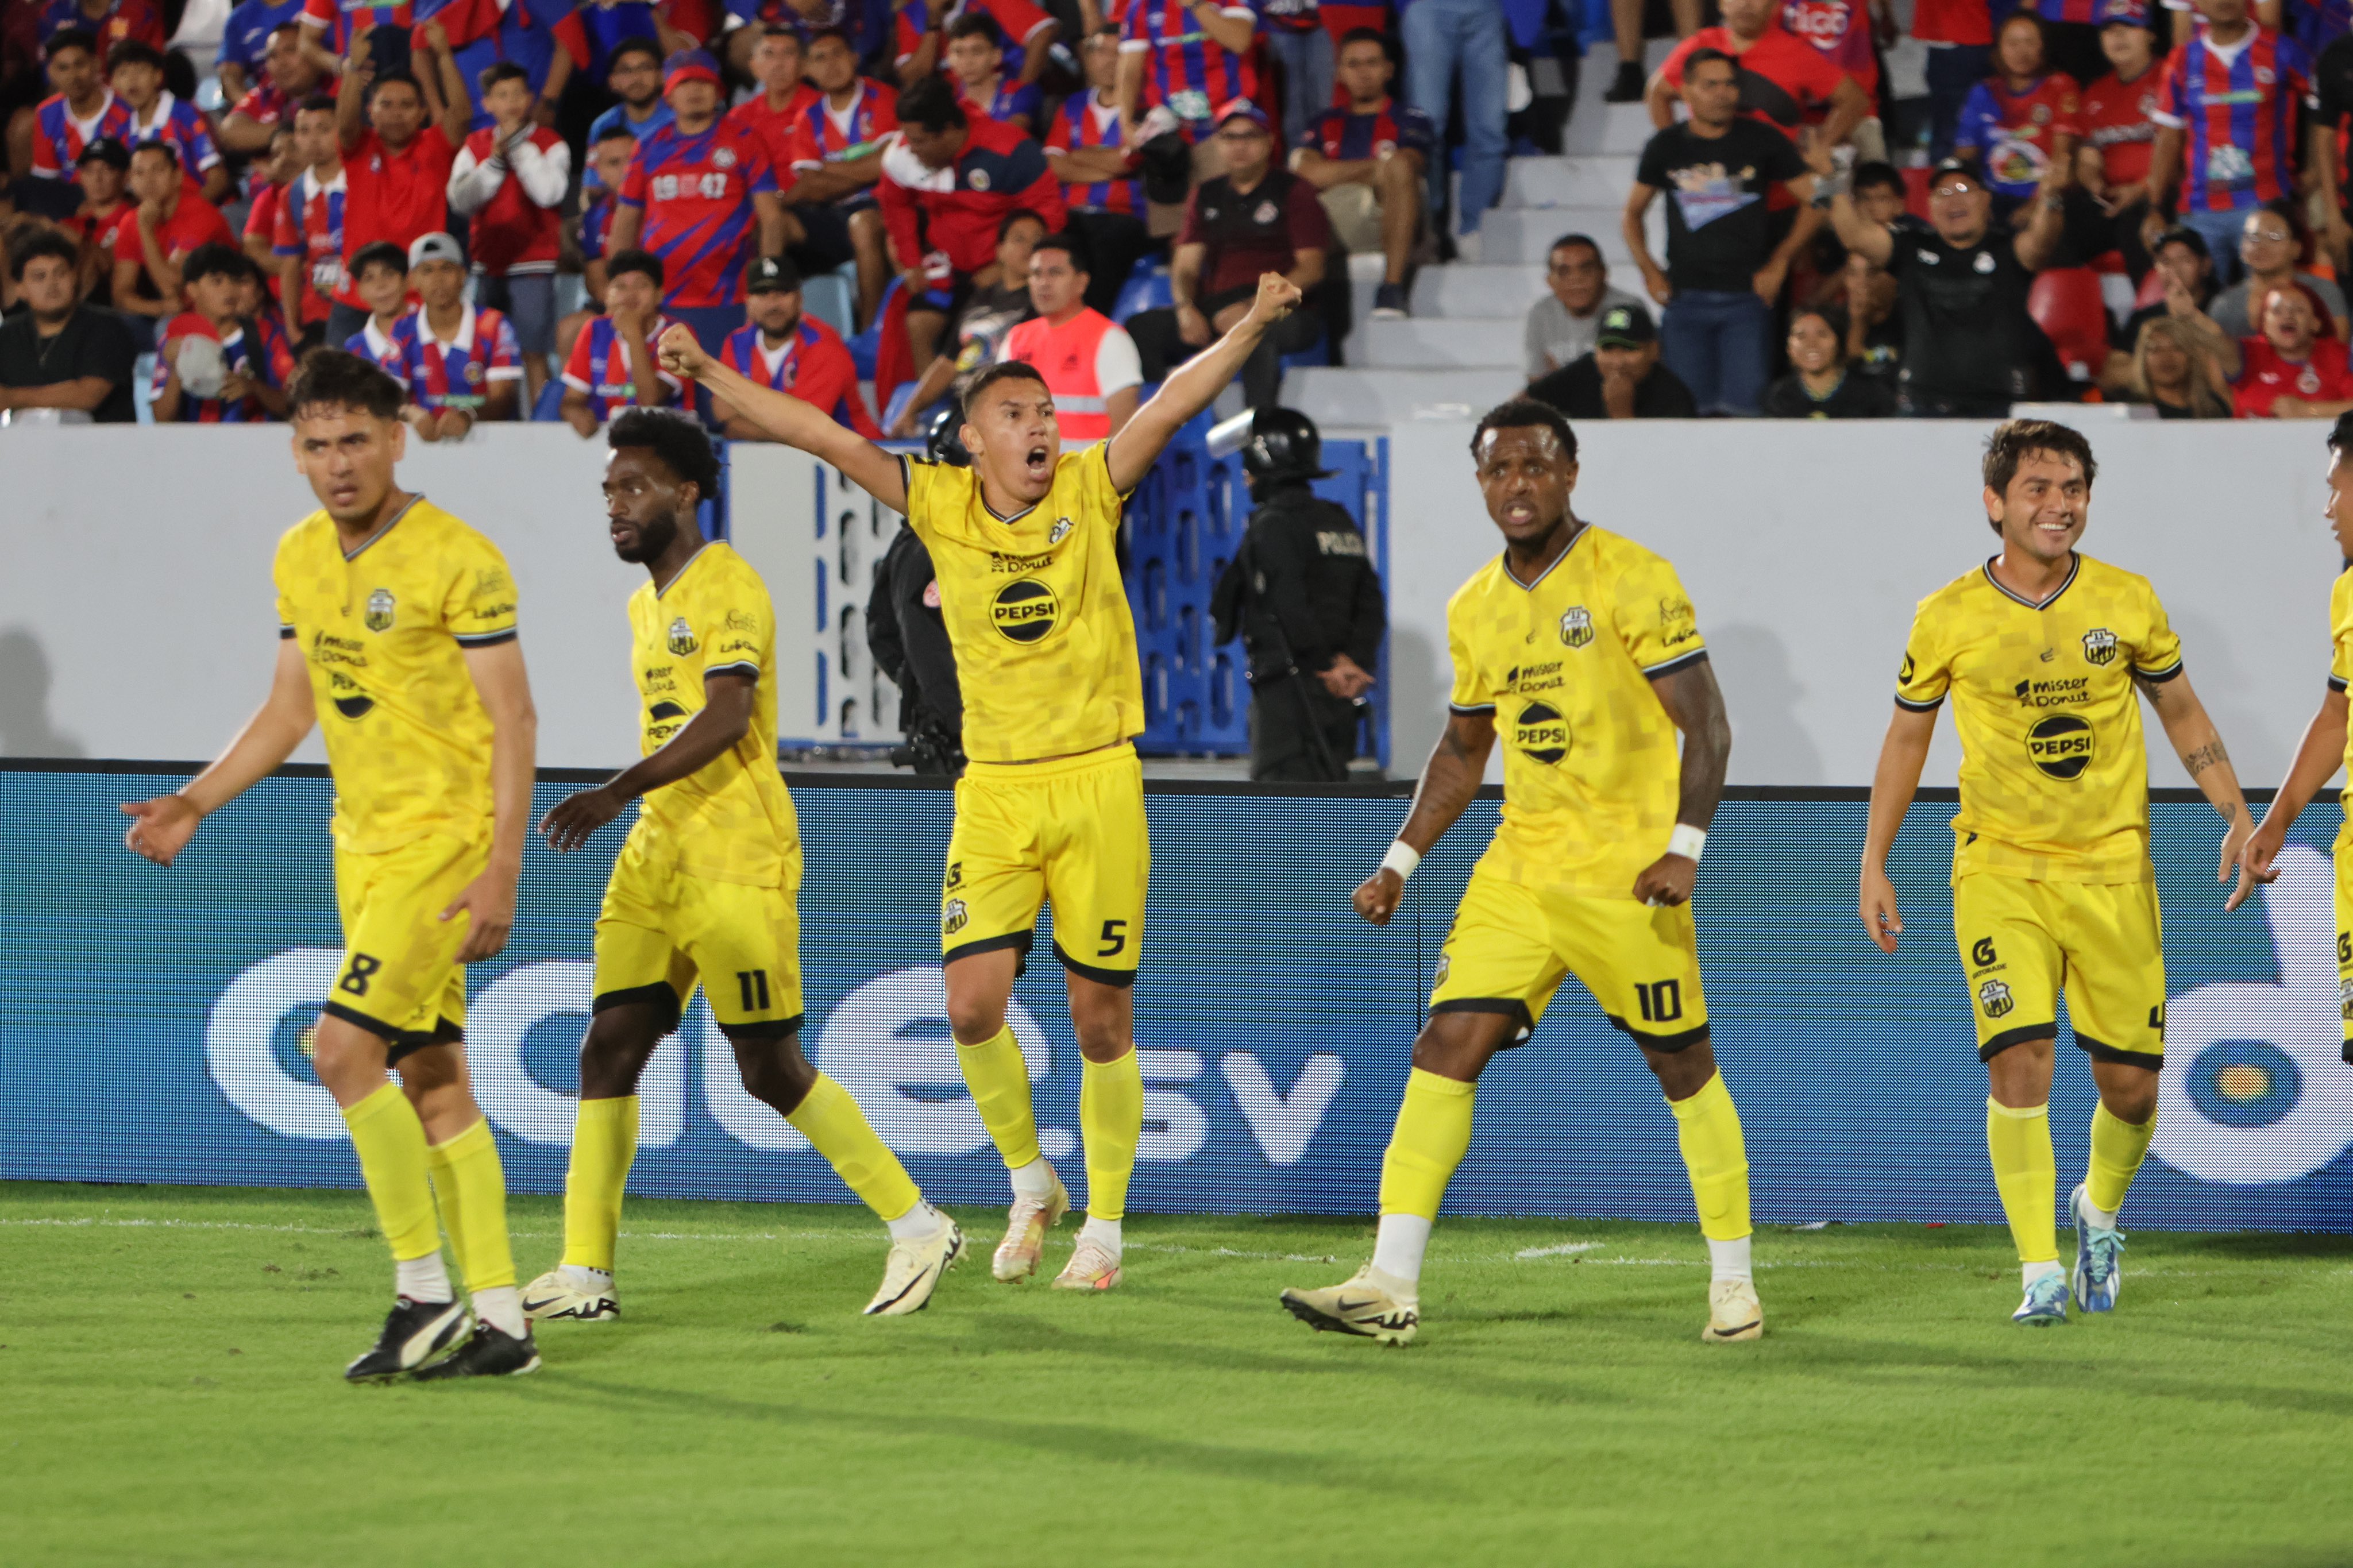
[2,418,2341,785]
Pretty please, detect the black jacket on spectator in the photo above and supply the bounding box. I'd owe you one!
[1885,226,2054,415]
[0,304,138,423]
[1526,353,1700,419]
[867,524,965,774]
[1762,369,1896,418]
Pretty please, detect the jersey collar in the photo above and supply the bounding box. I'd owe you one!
[1981,551,2078,610]
[655,541,713,598]
[1500,519,1588,592]
[341,492,425,561]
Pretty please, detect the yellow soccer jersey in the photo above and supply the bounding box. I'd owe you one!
[1446,524,1707,898]
[273,496,518,852]
[2329,567,2353,807]
[900,444,1144,764]
[624,543,799,888]
[1895,553,2183,884]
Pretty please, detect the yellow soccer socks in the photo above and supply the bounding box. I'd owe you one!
[430,1117,523,1335]
[956,1023,1044,1171]
[343,1083,449,1301]
[2084,1101,2157,1227]
[1078,1049,1143,1248]
[1370,1069,1477,1287]
[788,1072,931,1234]
[560,1095,638,1275]
[1669,1071,1754,1280]
[1988,1098,2060,1283]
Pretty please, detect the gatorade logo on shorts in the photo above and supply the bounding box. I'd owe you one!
[2026,714,2095,779]
[991,578,1059,644]
[1514,699,1569,764]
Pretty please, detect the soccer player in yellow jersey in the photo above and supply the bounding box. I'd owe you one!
[1280,400,1756,1347]
[1861,420,2255,1326]
[657,273,1306,1291]
[119,350,543,1381]
[2231,414,2353,1050]
[518,410,963,1323]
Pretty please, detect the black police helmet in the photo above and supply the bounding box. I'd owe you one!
[924,403,971,467]
[1242,407,1332,484]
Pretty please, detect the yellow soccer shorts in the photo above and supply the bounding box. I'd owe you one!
[325,832,488,1062]
[2335,828,2353,1060]
[1953,872,2166,1065]
[942,742,1150,986]
[593,838,807,1035]
[1428,866,1710,1049]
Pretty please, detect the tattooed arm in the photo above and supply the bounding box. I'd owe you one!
[2139,670,2255,905]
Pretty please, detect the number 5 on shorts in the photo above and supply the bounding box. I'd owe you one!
[1097,920,1128,958]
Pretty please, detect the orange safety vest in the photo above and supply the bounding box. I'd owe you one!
[1002,307,1119,441]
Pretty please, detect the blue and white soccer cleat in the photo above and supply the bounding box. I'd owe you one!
[2069,1183,2125,1314]
[2012,1272,2069,1326]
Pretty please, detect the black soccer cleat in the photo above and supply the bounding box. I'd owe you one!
[345,1297,470,1383]
[410,1320,542,1381]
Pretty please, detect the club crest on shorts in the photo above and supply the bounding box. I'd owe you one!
[2340,976,2353,1021]
[1049,516,1073,545]
[1433,953,1451,986]
[2081,627,2118,666]
[668,616,698,656]
[1979,978,2015,1018]
[363,588,395,632]
[1559,606,1593,648]
[943,897,969,935]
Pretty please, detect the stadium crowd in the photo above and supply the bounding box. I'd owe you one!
[5,0,2353,424]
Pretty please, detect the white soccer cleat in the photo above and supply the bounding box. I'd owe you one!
[1050,1234,1124,1291]
[1279,1264,1419,1346]
[1702,1277,1764,1343]
[992,1173,1071,1283]
[521,1266,619,1323]
[865,1219,966,1316]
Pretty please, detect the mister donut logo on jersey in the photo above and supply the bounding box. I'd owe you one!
[1978,978,2015,1018]
[1559,606,1594,648]
[2081,627,2118,666]
[667,616,698,656]
[1514,698,1569,764]
[991,578,1059,643]
[2027,713,2096,778]
[363,588,395,632]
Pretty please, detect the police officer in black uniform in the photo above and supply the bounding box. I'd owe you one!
[867,408,967,776]
[1212,407,1384,782]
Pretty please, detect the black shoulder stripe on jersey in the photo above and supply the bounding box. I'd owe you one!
[453,628,518,647]
[1640,648,1709,681]
[2131,659,2184,683]
[1893,692,1945,712]
[1448,702,1498,717]
[2332,674,2350,693]
[703,661,759,682]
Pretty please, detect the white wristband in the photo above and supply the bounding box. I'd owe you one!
[1380,841,1421,882]
[1667,824,1706,863]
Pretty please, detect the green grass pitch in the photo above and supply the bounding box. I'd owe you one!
[6,1180,2352,1567]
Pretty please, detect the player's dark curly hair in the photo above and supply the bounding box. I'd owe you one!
[610,408,722,501]
[1982,419,2096,530]
[288,347,406,422]
[1469,399,1577,465]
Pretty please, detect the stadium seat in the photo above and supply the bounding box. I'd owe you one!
[1113,260,1173,325]
[802,268,854,338]
[2029,268,2111,381]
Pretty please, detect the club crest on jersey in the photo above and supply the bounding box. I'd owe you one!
[464,360,484,385]
[2026,713,2096,779]
[1559,606,1593,647]
[2081,627,2117,666]
[712,145,736,168]
[990,578,1059,643]
[1978,978,2015,1018]
[668,616,698,656]
[363,588,395,632]
[1514,698,1569,764]
[1974,250,1996,274]
[1254,200,1279,224]
[968,167,991,191]
[943,897,969,935]
[1049,516,1073,545]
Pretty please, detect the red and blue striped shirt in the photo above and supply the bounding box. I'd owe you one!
[1118,0,1260,130]
[1296,97,1434,161]
[617,119,781,308]
[1048,90,1143,215]
[27,90,133,181]
[123,91,222,177]
[780,79,897,172]
[562,312,684,419]
[2153,24,2317,210]
[272,165,353,319]
[346,311,418,377]
[156,311,296,422]
[718,316,882,437]
[396,304,523,412]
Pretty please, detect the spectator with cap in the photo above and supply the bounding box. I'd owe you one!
[1401,0,1507,253]
[332,43,472,348]
[587,38,675,149]
[944,13,1041,132]
[2207,202,2349,339]
[447,59,569,403]
[1831,153,2069,415]
[2101,222,2213,388]
[1761,303,1896,416]
[1,227,138,422]
[385,230,523,439]
[1648,0,1871,171]
[561,246,682,434]
[1128,97,1330,409]
[151,243,296,422]
[218,22,329,156]
[1523,233,1642,381]
[65,134,132,304]
[107,40,229,203]
[998,230,1142,443]
[607,48,789,347]
[878,75,1065,373]
[22,30,132,219]
[1289,27,1432,320]
[710,253,883,439]
[885,205,1043,432]
[1625,47,1822,416]
[110,141,236,342]
[342,238,413,372]
[2071,3,2161,274]
[1044,25,1151,319]
[2141,0,2315,284]
[1526,300,1701,418]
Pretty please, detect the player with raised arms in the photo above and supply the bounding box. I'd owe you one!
[1280,399,1758,1347]
[520,409,963,1324]
[119,349,543,1380]
[1860,420,2254,1326]
[655,271,1305,1291]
